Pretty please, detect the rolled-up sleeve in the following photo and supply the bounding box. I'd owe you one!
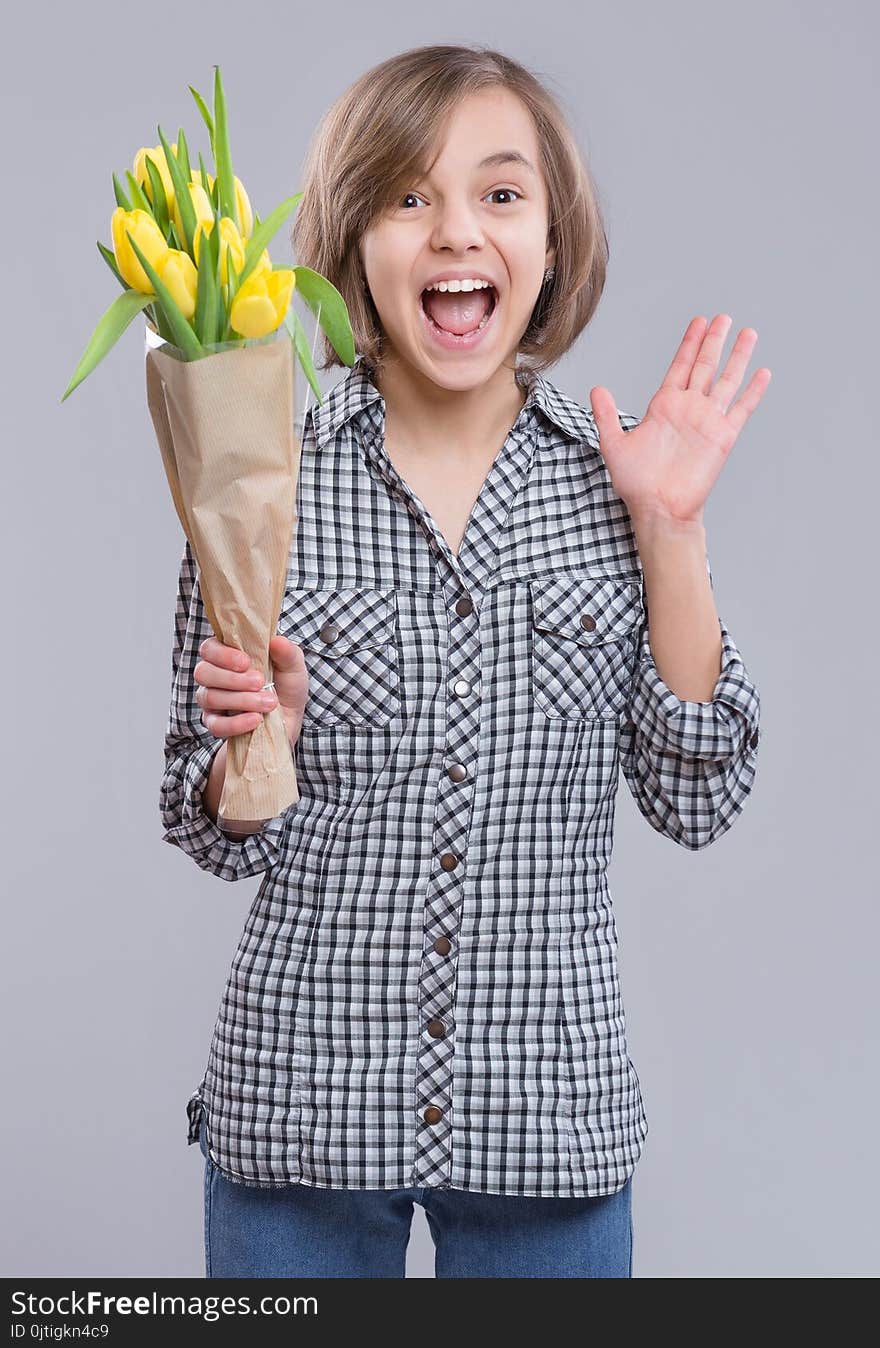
[619,557,761,851]
[160,539,290,881]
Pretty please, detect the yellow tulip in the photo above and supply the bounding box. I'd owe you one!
[111,206,169,293]
[170,180,213,247]
[155,248,198,320]
[193,215,248,285]
[189,170,253,237]
[233,177,254,238]
[133,142,180,209]
[230,268,296,339]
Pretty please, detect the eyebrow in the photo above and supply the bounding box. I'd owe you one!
[477,150,537,176]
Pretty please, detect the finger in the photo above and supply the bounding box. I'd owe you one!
[199,635,252,672]
[724,367,772,437]
[588,386,620,445]
[196,683,277,717]
[194,657,265,691]
[687,313,733,395]
[712,327,759,414]
[658,315,709,391]
[202,708,264,739]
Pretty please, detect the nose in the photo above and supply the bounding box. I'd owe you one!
[429,197,486,255]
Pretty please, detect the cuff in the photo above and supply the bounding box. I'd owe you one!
[161,738,290,880]
[625,618,761,762]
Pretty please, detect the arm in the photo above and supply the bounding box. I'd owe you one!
[588,314,770,850]
[159,539,291,880]
[619,530,761,850]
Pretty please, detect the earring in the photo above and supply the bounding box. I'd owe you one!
[543,266,556,284]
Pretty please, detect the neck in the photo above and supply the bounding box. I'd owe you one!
[372,356,528,460]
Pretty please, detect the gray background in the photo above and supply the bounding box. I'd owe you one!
[3,0,876,1278]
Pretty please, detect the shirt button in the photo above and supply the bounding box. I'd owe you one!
[452,678,471,697]
[454,596,473,616]
[439,852,459,871]
[423,1105,444,1124]
[434,936,452,955]
[319,621,340,644]
[427,1018,446,1038]
[580,612,597,632]
[447,762,468,782]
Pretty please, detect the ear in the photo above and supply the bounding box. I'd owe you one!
[545,240,556,270]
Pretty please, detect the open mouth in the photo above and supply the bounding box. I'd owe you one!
[418,283,499,347]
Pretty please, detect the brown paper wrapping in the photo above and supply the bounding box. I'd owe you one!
[145,329,301,827]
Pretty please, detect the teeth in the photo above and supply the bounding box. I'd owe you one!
[424,279,495,293]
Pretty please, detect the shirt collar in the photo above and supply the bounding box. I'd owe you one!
[305,355,593,450]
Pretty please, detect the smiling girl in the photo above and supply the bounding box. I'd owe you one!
[163,43,767,1279]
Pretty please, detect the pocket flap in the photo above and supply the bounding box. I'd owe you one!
[530,574,642,646]
[278,587,396,656]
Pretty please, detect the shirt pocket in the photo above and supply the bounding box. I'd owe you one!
[529,573,643,720]
[277,587,400,728]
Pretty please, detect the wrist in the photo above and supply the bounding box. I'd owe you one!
[631,511,705,548]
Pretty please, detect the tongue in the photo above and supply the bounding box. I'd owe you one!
[423,287,492,335]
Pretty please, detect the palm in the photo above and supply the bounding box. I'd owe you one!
[589,314,771,525]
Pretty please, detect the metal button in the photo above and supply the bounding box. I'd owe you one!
[580,612,597,632]
[439,852,459,871]
[447,762,467,782]
[423,1105,444,1124]
[454,596,473,617]
[427,1018,446,1038]
[434,936,452,955]
[319,621,340,644]
[452,678,471,697]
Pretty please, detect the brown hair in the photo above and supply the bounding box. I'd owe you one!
[291,43,609,376]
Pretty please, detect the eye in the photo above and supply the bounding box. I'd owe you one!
[396,187,522,209]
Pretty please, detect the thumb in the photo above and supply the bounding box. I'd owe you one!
[589,386,619,451]
[268,633,305,673]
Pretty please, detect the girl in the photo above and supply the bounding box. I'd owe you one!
[162,44,768,1278]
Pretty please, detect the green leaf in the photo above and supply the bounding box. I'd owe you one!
[194,211,221,346]
[212,65,238,228]
[236,190,303,290]
[112,172,132,211]
[222,248,241,341]
[149,302,176,343]
[291,266,356,365]
[197,151,212,196]
[126,230,203,359]
[143,155,169,235]
[98,240,125,287]
[285,308,323,405]
[176,126,192,183]
[157,124,197,256]
[189,85,215,160]
[124,169,153,215]
[60,289,154,402]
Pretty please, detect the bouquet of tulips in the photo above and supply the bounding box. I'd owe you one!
[62,66,355,830]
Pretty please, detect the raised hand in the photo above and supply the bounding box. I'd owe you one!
[588,314,771,526]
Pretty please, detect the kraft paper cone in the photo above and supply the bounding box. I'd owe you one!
[145,327,301,827]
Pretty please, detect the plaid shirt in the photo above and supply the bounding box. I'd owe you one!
[163,356,761,1198]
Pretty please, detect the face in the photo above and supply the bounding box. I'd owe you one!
[358,87,556,391]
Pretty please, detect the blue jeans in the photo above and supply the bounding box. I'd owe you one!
[199,1119,633,1277]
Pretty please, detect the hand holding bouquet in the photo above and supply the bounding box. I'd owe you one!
[62,66,355,831]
